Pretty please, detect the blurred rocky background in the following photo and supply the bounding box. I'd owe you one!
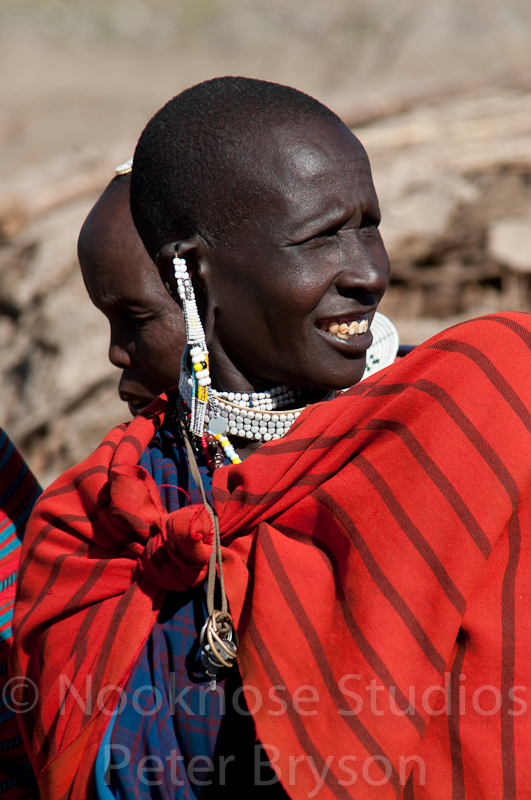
[1,0,531,485]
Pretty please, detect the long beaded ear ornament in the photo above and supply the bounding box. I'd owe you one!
[173,255,211,436]
[174,254,242,463]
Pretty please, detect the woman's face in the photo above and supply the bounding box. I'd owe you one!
[79,184,185,416]
[197,120,391,393]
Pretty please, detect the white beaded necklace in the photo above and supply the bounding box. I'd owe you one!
[178,369,328,443]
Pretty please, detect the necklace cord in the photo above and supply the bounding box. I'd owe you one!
[178,410,239,675]
[178,410,227,616]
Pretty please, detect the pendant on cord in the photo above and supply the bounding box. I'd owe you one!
[199,610,239,691]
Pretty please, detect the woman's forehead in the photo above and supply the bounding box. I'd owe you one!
[240,120,377,223]
[253,120,371,185]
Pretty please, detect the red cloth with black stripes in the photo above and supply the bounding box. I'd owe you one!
[12,313,531,799]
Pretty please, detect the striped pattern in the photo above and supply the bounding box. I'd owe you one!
[11,313,531,799]
[0,429,41,800]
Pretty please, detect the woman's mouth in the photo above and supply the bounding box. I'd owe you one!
[127,400,147,416]
[119,391,156,417]
[316,316,370,340]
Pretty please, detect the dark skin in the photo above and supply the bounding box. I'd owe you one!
[78,177,186,416]
[156,119,391,459]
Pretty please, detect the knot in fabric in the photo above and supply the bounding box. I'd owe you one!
[107,464,214,591]
[141,504,214,591]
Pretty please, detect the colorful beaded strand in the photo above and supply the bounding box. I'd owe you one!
[173,255,211,436]
[214,433,242,465]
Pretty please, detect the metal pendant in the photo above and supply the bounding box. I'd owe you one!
[199,611,238,691]
[208,416,228,435]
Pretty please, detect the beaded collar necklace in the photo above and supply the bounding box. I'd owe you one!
[179,363,334,451]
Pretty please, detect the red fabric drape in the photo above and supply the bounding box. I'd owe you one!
[11,313,531,799]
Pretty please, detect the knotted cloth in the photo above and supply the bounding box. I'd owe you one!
[12,313,531,799]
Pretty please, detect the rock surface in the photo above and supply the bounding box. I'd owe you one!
[1,87,531,485]
[364,87,531,341]
[0,147,132,486]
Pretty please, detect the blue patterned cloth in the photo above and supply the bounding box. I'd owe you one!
[96,419,286,799]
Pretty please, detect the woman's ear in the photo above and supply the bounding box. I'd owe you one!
[156,235,218,349]
[156,243,180,299]
[156,236,212,303]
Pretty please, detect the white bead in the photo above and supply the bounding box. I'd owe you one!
[238,429,245,438]
[263,433,272,441]
[279,414,287,421]
[259,426,267,434]
[228,393,235,401]
[190,346,202,356]
[230,427,238,436]
[287,413,294,420]
[198,377,211,386]
[247,411,255,420]
[272,434,280,440]
[235,393,241,401]
[246,431,254,439]
[263,414,271,421]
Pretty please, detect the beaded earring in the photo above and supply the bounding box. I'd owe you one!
[173,255,211,436]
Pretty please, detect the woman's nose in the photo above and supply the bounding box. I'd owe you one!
[334,232,390,301]
[108,325,133,370]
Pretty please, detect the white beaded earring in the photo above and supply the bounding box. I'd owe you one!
[173,255,211,436]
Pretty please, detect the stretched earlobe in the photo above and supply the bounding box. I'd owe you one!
[156,237,208,302]
[156,243,180,299]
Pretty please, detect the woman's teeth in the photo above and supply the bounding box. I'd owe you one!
[318,319,369,339]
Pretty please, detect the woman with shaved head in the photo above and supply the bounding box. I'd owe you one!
[78,168,186,417]
[13,77,531,800]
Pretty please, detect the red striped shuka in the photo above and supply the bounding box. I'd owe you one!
[11,312,531,799]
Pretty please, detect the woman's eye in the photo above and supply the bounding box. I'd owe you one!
[124,309,154,326]
[311,224,342,241]
[360,217,380,229]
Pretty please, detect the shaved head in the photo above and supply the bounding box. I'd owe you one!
[130,76,344,258]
